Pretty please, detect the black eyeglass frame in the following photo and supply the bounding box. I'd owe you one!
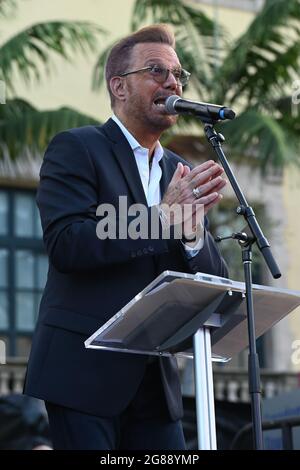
[119,64,191,87]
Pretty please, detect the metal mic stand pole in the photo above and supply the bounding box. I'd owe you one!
[201,121,281,450]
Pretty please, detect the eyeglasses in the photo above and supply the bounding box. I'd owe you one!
[119,64,191,87]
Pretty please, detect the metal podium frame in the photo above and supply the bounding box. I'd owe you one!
[85,270,300,450]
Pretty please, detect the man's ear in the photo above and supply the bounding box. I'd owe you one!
[110,76,127,102]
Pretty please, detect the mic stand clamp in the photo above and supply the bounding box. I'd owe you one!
[215,231,252,245]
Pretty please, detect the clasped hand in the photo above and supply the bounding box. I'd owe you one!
[159,160,227,241]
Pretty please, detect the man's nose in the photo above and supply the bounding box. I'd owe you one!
[163,71,180,92]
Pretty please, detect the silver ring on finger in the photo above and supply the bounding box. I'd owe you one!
[192,187,202,199]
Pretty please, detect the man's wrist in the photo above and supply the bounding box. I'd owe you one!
[182,219,205,245]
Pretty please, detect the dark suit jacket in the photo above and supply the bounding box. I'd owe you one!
[24,118,228,420]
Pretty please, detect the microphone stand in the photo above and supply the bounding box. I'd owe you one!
[200,120,281,450]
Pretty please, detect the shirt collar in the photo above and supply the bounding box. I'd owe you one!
[111,114,164,162]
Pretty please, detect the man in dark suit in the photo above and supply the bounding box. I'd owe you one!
[24,24,228,450]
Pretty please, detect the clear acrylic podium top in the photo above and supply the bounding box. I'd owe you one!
[85,271,300,361]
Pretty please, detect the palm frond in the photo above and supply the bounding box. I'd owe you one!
[0,21,106,92]
[131,0,212,32]
[216,0,300,106]
[220,108,300,171]
[92,40,116,91]
[0,98,100,159]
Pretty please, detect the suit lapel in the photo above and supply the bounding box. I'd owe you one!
[159,151,176,198]
[101,119,147,205]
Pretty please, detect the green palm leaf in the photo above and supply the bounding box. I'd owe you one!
[92,40,115,91]
[221,109,299,171]
[216,0,300,106]
[0,98,100,159]
[0,21,106,92]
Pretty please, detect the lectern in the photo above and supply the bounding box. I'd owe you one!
[85,270,300,450]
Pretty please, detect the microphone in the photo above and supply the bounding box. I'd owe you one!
[165,95,235,121]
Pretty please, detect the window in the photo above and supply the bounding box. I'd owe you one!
[0,189,48,358]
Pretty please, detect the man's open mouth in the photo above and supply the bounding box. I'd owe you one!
[153,97,166,108]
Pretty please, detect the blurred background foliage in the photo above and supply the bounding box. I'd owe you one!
[93,0,300,172]
[0,0,105,158]
[1,0,300,170]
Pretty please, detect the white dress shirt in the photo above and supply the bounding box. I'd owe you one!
[111,114,203,256]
